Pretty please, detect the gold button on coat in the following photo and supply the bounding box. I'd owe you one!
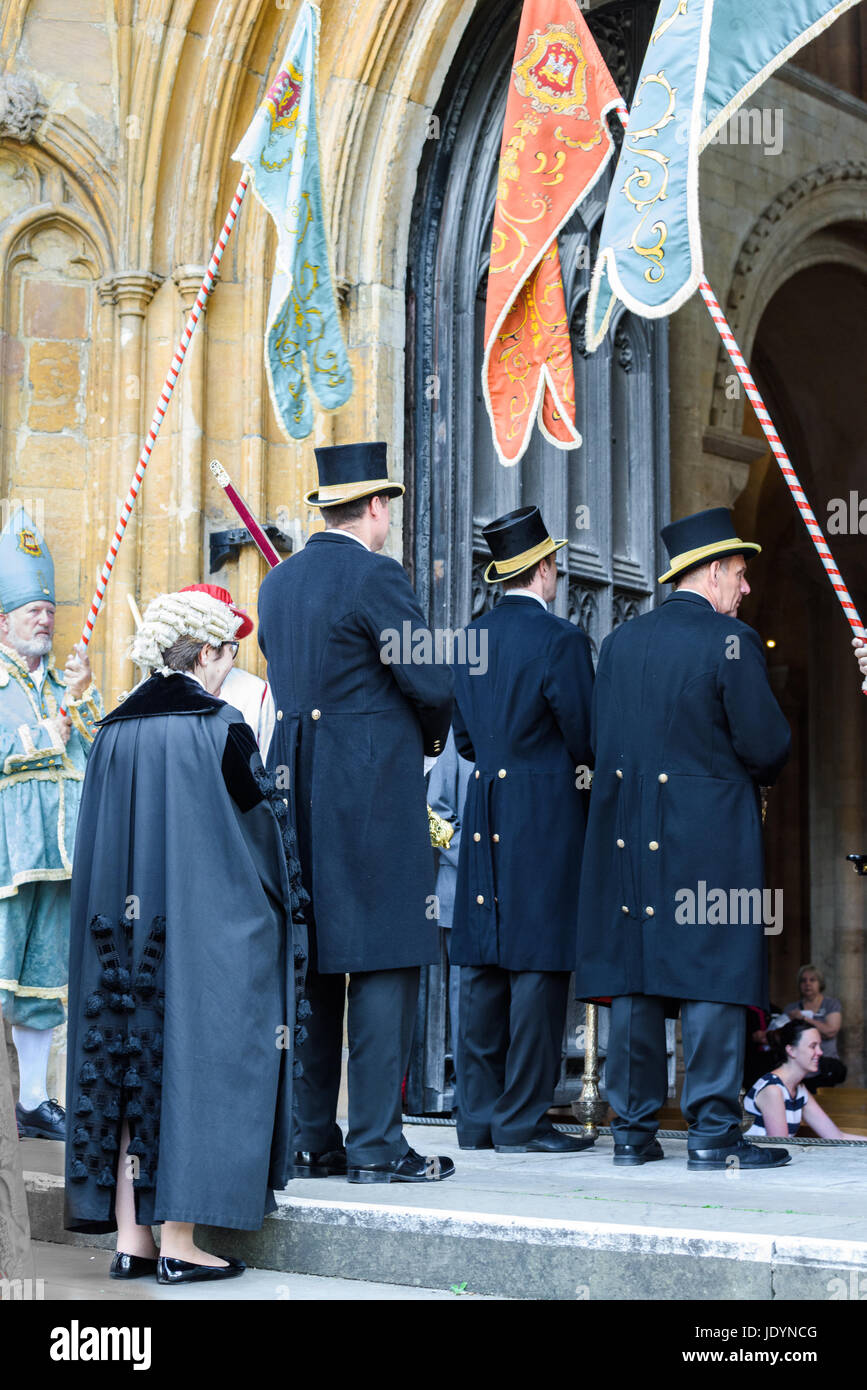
[476,894,484,905]
[498,768,506,779]
[616,769,623,779]
[621,905,629,914]
[276,710,283,720]
[616,838,625,849]
[311,709,321,720]
[658,773,668,783]
[492,834,500,843]
[473,832,481,842]
[646,907,654,917]
[475,770,480,779]
[649,841,659,851]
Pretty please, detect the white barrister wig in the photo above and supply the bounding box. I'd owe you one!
[129,590,242,673]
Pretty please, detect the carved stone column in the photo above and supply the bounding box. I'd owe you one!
[170,265,209,590]
[97,271,161,700]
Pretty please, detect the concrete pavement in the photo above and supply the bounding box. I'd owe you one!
[22,1123,867,1300]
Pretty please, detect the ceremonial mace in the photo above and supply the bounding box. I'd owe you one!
[208,459,454,850]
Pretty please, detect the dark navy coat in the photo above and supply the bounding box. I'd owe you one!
[575,590,791,1008]
[258,531,454,974]
[450,595,594,972]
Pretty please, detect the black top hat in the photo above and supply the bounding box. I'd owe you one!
[304,442,405,508]
[659,507,760,584]
[482,506,567,584]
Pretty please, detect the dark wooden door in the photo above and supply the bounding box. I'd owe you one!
[405,0,670,1113]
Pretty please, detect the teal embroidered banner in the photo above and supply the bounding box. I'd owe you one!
[586,0,861,350]
[233,1,353,439]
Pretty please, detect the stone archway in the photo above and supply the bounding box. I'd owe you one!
[708,161,867,438]
[735,257,867,1084]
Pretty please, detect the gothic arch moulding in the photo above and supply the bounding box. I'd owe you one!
[710,160,867,435]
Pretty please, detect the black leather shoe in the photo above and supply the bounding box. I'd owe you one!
[156,1255,246,1285]
[110,1252,158,1280]
[347,1147,456,1184]
[495,1129,595,1154]
[15,1098,66,1141]
[613,1138,665,1166]
[290,1148,348,1178]
[458,1137,494,1150]
[687,1138,791,1171]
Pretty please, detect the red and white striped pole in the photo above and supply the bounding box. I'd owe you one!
[61,172,250,715]
[697,277,866,649]
[612,100,867,687]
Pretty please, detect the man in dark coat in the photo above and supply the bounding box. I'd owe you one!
[575,508,792,1171]
[258,442,455,1184]
[450,506,595,1154]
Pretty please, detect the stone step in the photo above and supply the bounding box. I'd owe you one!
[24,1125,867,1301]
[28,1240,497,1301]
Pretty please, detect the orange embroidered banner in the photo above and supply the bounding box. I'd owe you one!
[483,0,621,466]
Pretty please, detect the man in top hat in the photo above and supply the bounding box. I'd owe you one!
[575,507,792,1170]
[0,507,102,1140]
[257,442,456,1183]
[449,506,595,1153]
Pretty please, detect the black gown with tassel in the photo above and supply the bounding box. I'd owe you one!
[64,671,309,1234]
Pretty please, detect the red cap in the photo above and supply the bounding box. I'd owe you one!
[179,583,254,640]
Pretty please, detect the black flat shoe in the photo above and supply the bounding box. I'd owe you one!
[495,1130,595,1154]
[290,1148,348,1178]
[110,1252,158,1280]
[16,1098,66,1141]
[458,1138,494,1150]
[156,1255,246,1285]
[347,1147,456,1184]
[687,1138,791,1171]
[613,1138,665,1166]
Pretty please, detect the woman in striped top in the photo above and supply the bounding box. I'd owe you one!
[743,1019,867,1141]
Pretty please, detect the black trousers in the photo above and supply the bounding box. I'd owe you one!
[606,995,746,1149]
[294,957,420,1167]
[456,965,570,1145]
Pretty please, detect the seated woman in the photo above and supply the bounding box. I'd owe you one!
[784,964,846,1091]
[64,590,308,1285]
[743,1019,866,1142]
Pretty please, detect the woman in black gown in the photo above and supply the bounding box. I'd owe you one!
[64,589,308,1285]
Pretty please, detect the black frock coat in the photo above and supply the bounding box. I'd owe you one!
[574,590,791,1008]
[258,530,454,974]
[64,673,306,1234]
[450,595,594,972]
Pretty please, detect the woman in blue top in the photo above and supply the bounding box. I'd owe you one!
[744,1019,866,1141]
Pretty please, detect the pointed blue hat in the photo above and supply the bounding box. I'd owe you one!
[0,506,55,611]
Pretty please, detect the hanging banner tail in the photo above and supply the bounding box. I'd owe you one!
[700,0,863,150]
[587,0,862,353]
[232,1,353,443]
[585,0,716,353]
[482,99,622,467]
[482,0,623,466]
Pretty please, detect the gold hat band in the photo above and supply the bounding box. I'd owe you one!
[492,536,564,575]
[304,477,405,507]
[658,536,761,584]
[316,477,396,502]
[484,536,568,583]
